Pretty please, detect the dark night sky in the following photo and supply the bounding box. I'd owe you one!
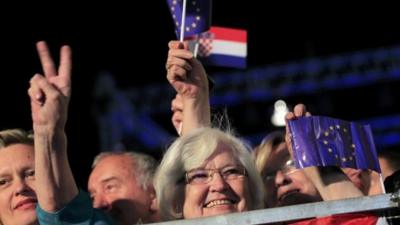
[1,2,399,188]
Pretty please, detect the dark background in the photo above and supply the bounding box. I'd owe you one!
[1,2,399,188]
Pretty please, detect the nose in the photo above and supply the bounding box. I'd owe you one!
[275,170,292,188]
[92,194,112,211]
[209,172,228,192]
[14,178,34,196]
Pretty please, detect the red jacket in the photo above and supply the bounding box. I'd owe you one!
[288,213,378,225]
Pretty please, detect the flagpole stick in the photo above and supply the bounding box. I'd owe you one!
[179,0,187,42]
[178,0,187,135]
[193,36,199,58]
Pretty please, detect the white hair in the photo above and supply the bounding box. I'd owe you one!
[154,127,265,220]
[92,151,157,190]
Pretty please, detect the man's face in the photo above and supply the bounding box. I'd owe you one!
[88,155,157,225]
[262,142,322,207]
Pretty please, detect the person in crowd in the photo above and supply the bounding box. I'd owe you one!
[284,104,384,225]
[0,129,38,225]
[254,130,383,209]
[253,131,322,207]
[154,127,265,220]
[162,41,265,220]
[28,41,115,225]
[166,41,264,220]
[88,151,160,225]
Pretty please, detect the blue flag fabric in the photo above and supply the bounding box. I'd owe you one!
[166,0,212,40]
[288,116,381,172]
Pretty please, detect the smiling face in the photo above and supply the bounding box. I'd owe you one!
[182,142,251,218]
[263,142,321,207]
[0,144,37,225]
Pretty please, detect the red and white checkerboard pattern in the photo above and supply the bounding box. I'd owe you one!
[198,32,215,57]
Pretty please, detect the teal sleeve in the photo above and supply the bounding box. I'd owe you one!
[36,190,116,225]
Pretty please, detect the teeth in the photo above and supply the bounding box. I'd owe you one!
[205,200,232,208]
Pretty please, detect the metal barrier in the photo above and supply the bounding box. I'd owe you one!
[148,191,400,225]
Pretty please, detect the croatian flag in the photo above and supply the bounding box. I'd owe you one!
[188,26,247,69]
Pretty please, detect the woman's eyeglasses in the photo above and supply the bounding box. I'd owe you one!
[185,165,247,185]
[263,159,299,181]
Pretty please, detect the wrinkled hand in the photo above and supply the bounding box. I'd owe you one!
[166,41,209,99]
[285,103,312,158]
[28,41,72,133]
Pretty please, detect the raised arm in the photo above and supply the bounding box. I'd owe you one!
[285,104,363,201]
[28,41,78,212]
[166,41,211,135]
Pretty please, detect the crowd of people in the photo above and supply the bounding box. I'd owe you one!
[0,39,398,225]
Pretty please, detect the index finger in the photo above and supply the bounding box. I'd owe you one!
[293,104,307,117]
[36,41,57,78]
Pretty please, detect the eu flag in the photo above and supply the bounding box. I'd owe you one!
[288,116,381,172]
[166,0,212,40]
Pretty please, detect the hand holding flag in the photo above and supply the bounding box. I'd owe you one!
[166,40,211,135]
[287,112,381,173]
[166,41,209,96]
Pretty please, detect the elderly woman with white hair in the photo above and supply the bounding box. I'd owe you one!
[154,127,265,220]
[160,40,264,220]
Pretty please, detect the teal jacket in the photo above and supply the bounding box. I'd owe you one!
[36,190,117,225]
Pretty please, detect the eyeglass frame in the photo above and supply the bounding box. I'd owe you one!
[185,165,247,185]
[263,159,299,181]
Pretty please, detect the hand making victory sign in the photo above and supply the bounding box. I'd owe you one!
[28,41,78,212]
[28,41,71,133]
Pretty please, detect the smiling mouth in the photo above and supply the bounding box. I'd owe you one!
[204,199,235,208]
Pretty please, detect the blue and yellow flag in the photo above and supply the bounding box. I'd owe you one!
[166,0,212,40]
[288,116,381,172]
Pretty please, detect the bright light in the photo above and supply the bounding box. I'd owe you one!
[271,99,288,127]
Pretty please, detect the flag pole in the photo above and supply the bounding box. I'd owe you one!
[193,36,199,58]
[178,0,187,135]
[179,0,187,42]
